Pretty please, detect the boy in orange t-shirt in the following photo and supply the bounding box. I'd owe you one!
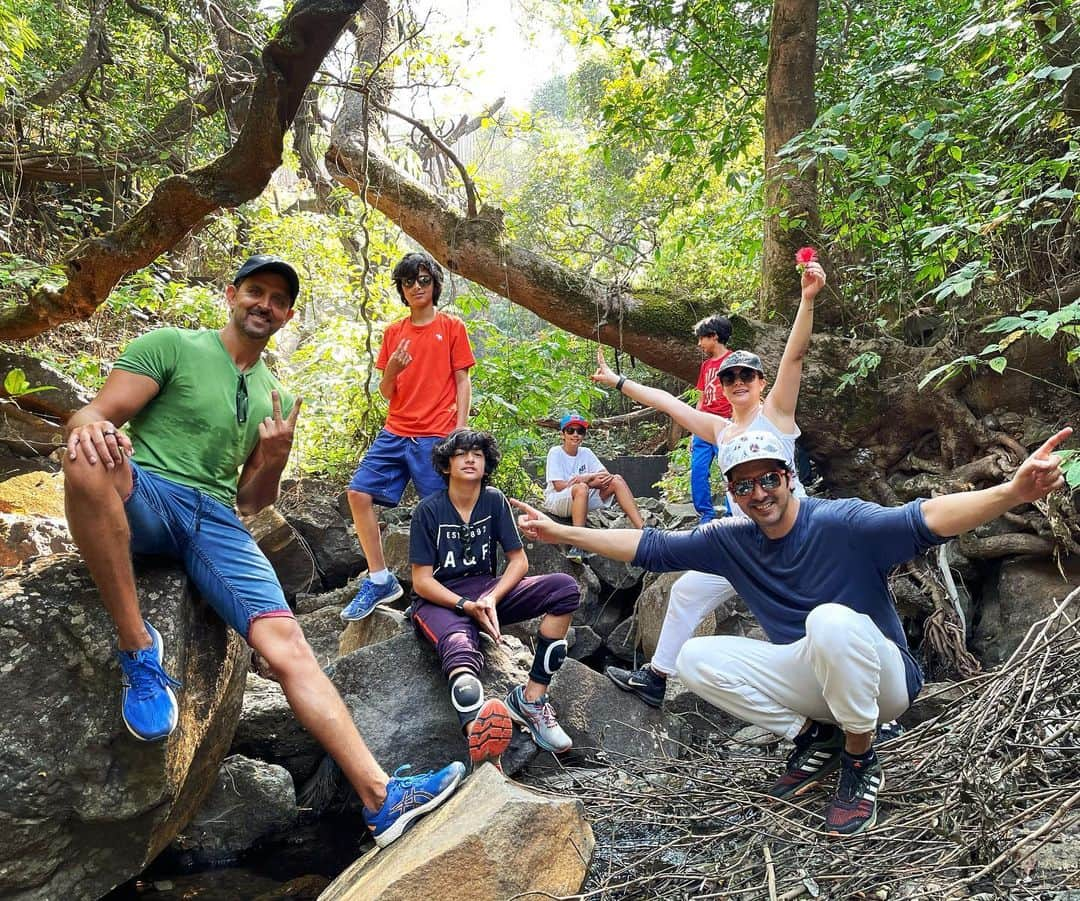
[342,252,476,621]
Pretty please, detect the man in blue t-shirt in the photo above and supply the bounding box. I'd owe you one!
[410,429,581,768]
[510,426,1072,837]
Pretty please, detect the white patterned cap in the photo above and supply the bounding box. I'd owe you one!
[719,430,790,476]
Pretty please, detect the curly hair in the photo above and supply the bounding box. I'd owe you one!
[391,252,444,305]
[432,428,501,485]
[693,313,732,343]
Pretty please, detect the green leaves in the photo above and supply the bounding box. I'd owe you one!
[3,368,55,398]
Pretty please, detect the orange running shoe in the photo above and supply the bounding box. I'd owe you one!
[468,698,513,770]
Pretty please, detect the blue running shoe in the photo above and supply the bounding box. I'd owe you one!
[341,574,404,621]
[363,761,466,848]
[117,620,181,742]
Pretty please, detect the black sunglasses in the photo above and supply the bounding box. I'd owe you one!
[564,426,587,435]
[728,470,785,497]
[720,368,760,386]
[400,275,433,289]
[236,374,249,425]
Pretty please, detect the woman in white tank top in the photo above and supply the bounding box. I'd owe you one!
[591,258,826,496]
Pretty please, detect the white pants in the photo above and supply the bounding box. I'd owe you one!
[651,570,740,676]
[676,603,911,740]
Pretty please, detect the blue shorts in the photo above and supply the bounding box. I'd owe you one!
[123,461,293,641]
[347,429,446,506]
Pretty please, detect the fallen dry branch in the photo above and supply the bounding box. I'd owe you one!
[531,592,1080,899]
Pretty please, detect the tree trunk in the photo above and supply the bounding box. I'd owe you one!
[762,0,821,323]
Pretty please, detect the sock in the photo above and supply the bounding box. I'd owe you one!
[369,569,390,585]
[845,746,876,763]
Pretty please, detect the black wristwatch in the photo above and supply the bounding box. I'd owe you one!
[455,596,469,613]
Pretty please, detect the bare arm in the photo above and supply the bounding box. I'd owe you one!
[922,428,1071,537]
[411,564,466,607]
[510,498,642,561]
[592,347,727,444]
[454,368,471,428]
[64,369,159,467]
[236,392,302,515]
[763,260,825,432]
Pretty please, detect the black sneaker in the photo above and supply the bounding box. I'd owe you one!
[768,725,843,799]
[605,664,666,708]
[825,751,884,836]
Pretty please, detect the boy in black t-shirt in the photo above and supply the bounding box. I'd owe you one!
[409,429,580,767]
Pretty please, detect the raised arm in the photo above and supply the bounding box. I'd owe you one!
[592,347,727,444]
[921,428,1071,537]
[763,260,825,432]
[236,391,302,515]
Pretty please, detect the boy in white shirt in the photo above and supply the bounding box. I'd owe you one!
[543,413,644,560]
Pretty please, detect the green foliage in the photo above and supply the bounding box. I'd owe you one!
[0,2,38,101]
[1059,449,1080,491]
[919,299,1080,388]
[835,352,883,395]
[2,367,54,398]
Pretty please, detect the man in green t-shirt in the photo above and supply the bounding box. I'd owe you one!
[62,256,464,848]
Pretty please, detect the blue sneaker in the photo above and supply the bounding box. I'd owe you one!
[116,621,181,742]
[363,761,466,848]
[341,574,404,621]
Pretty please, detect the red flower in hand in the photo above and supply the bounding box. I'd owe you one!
[795,247,818,270]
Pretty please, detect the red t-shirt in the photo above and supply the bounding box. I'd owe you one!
[378,311,476,437]
[696,350,733,418]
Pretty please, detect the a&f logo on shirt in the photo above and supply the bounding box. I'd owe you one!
[437,518,491,570]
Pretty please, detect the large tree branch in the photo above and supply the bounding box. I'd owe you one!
[1,0,374,339]
[28,0,112,108]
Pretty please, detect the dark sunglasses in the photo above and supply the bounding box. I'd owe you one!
[564,426,587,435]
[236,374,249,425]
[720,367,760,386]
[400,274,433,289]
[728,469,785,497]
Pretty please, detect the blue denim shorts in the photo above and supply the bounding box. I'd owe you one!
[347,429,446,506]
[124,461,293,641]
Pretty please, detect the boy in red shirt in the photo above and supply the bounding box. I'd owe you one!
[342,253,476,620]
[691,314,733,523]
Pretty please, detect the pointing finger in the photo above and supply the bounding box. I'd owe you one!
[271,390,283,420]
[1034,427,1073,459]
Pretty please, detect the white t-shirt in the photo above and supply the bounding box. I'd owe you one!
[544,445,605,497]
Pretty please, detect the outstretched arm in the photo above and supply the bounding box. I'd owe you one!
[922,428,1072,537]
[763,260,825,432]
[509,497,643,561]
[592,347,727,444]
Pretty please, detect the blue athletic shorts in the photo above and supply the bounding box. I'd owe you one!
[123,461,293,640]
[347,429,446,506]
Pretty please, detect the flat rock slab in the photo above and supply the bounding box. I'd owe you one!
[319,764,593,901]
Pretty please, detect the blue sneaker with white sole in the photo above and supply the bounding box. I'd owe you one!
[341,574,404,621]
[117,620,181,742]
[363,761,466,848]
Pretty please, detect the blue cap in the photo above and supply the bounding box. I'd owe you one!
[559,412,589,430]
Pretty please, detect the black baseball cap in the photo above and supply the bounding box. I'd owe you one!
[717,350,765,375]
[233,254,300,302]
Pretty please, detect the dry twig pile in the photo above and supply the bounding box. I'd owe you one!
[538,595,1079,900]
